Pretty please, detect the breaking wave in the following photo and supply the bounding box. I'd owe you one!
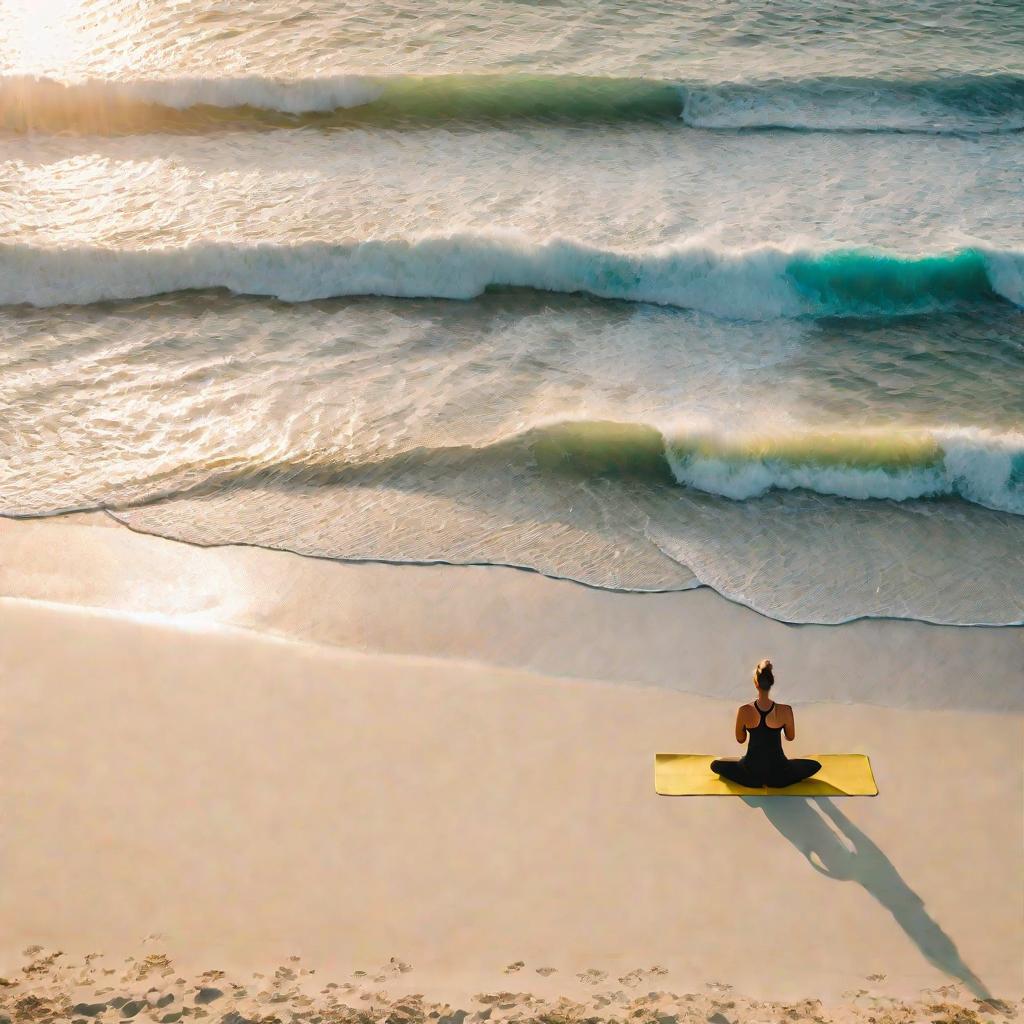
[658,423,1024,513]
[522,420,1024,514]
[3,72,1023,133]
[3,237,1022,319]
[60,420,1024,519]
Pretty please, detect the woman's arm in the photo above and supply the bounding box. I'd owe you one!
[783,705,795,741]
[735,707,748,744]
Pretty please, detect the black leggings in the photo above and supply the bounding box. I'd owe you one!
[710,757,822,789]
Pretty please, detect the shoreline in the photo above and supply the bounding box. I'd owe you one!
[100,509,1024,630]
[0,515,1021,1006]
[2,514,1021,713]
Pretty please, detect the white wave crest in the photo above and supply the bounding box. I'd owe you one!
[5,235,1022,319]
[984,250,1024,307]
[0,74,384,114]
[663,426,1024,514]
[0,235,803,317]
[680,78,1024,134]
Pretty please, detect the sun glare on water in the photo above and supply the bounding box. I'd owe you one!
[0,0,90,76]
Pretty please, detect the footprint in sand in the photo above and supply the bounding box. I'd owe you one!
[576,969,607,985]
[504,961,525,975]
[535,967,557,977]
[22,950,64,976]
[620,967,670,987]
[866,973,886,982]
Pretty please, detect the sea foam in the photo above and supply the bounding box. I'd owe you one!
[661,425,1024,514]
[2,237,1021,319]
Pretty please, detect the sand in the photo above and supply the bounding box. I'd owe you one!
[0,514,1021,1023]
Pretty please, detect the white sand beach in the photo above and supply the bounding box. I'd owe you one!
[0,515,1020,1023]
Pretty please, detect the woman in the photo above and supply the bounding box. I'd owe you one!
[710,659,822,788]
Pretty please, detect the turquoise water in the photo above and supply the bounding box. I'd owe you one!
[1,0,1023,623]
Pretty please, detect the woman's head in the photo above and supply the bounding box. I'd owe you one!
[753,658,774,691]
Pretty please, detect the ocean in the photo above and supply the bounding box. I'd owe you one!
[2,0,1023,625]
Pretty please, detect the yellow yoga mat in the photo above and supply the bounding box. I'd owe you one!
[655,754,878,796]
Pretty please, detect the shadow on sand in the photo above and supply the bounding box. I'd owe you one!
[742,796,991,1000]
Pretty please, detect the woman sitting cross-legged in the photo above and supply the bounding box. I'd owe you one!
[710,659,821,789]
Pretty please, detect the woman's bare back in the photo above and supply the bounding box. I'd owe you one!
[738,700,794,740]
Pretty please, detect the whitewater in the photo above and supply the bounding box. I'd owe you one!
[3,238,1022,317]
[662,425,1024,513]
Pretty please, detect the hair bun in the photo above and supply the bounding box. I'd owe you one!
[754,658,775,688]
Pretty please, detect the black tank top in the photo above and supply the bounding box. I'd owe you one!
[743,701,785,768]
